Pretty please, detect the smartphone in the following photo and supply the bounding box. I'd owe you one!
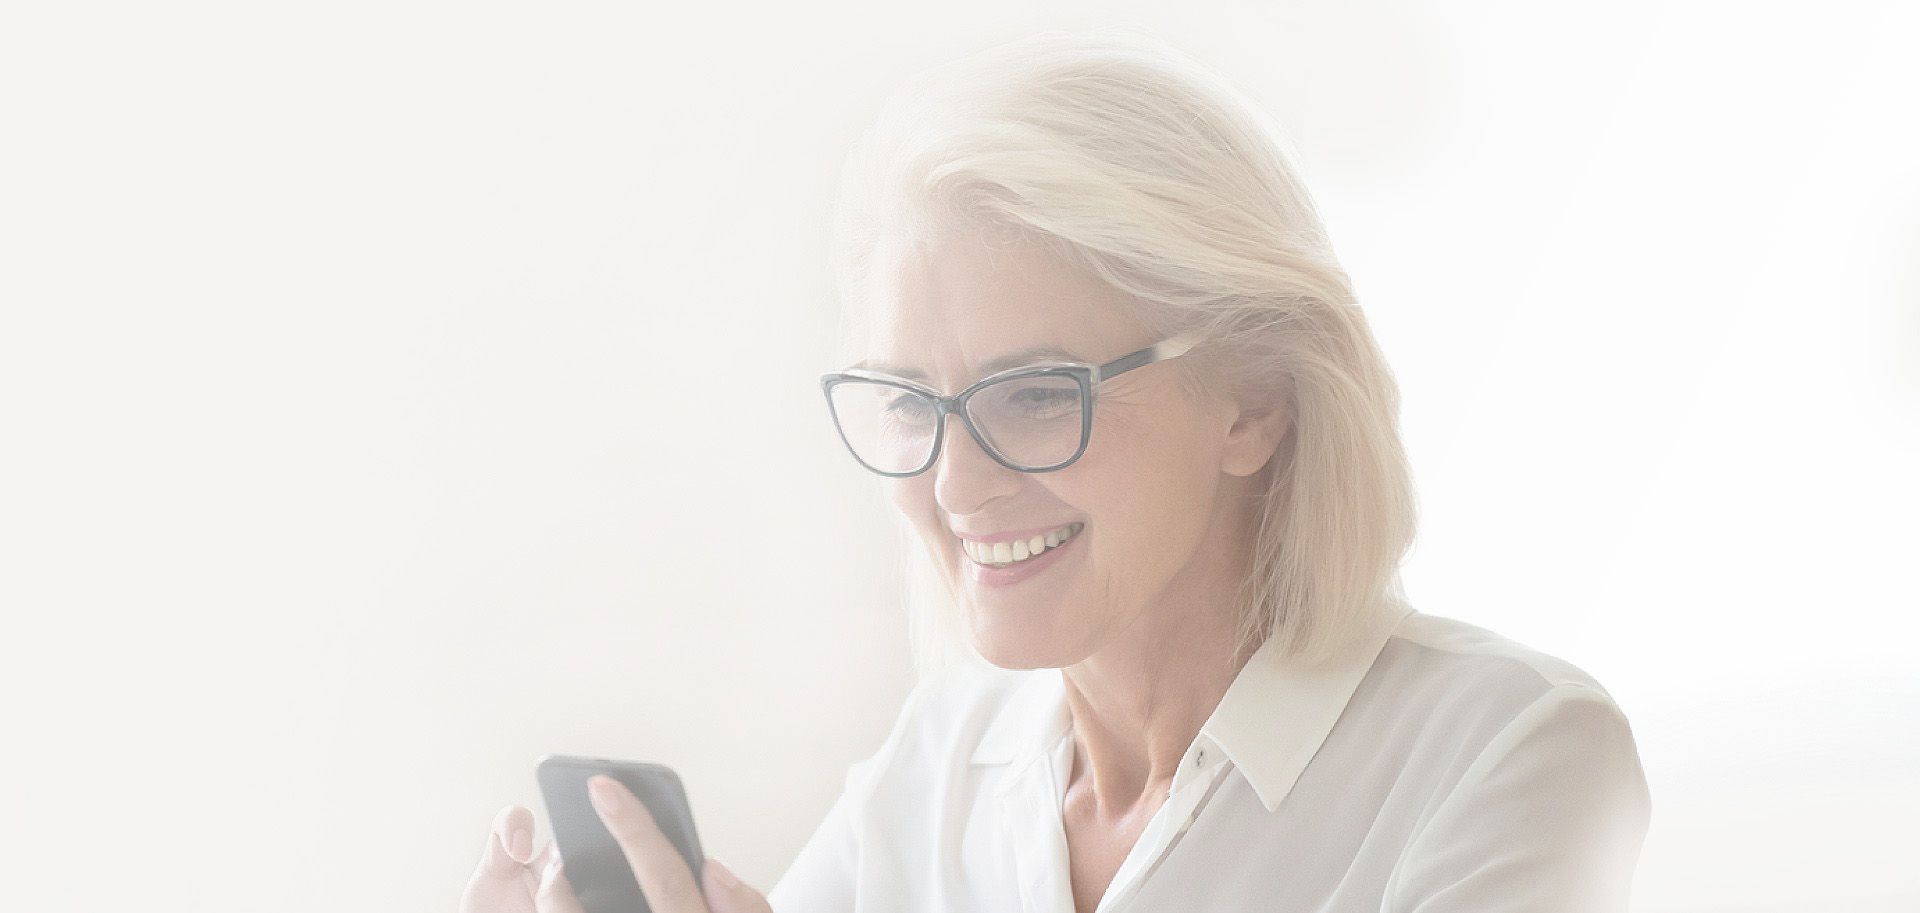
[535,754,705,913]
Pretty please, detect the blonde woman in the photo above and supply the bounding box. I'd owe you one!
[462,28,1651,913]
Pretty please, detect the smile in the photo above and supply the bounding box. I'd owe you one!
[960,522,1084,567]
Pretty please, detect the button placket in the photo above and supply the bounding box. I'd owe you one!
[1099,759,1232,913]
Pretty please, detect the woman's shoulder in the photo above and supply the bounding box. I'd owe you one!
[1390,609,1615,686]
[1369,608,1636,738]
[1377,613,1653,910]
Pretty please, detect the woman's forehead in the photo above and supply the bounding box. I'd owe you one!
[849,342,1092,384]
[857,294,1133,388]
[854,229,1146,377]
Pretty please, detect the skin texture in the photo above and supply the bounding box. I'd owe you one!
[861,227,1292,912]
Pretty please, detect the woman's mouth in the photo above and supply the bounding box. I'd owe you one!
[957,522,1085,588]
[960,521,1084,566]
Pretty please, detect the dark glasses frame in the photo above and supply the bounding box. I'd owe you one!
[818,336,1196,477]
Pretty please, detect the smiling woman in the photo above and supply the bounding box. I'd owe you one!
[459,25,1651,913]
[784,25,1650,913]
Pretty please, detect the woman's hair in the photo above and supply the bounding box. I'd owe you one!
[828,27,1418,675]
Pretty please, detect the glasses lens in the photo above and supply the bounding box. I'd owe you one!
[827,381,939,474]
[967,374,1086,469]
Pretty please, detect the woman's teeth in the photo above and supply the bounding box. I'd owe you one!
[963,522,1083,567]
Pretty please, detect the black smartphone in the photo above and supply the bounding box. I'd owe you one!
[535,754,705,913]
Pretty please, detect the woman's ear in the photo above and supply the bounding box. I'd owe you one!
[1218,398,1292,478]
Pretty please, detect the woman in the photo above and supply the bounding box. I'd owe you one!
[461,28,1652,913]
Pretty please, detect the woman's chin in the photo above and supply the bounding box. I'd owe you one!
[967,612,1084,670]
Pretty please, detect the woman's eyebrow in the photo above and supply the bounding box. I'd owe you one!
[851,345,1085,380]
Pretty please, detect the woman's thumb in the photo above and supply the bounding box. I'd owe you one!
[701,857,772,913]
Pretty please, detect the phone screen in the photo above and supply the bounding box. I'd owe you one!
[535,755,704,913]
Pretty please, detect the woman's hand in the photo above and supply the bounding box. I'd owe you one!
[459,775,770,913]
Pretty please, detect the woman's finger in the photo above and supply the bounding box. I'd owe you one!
[588,775,709,913]
[459,815,539,913]
[492,805,537,865]
[700,858,774,913]
[533,853,587,913]
[521,839,557,900]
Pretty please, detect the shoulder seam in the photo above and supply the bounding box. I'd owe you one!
[1387,620,1605,695]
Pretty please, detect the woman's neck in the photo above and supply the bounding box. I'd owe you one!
[1058,505,1264,810]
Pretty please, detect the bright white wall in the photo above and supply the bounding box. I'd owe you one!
[2,2,1913,912]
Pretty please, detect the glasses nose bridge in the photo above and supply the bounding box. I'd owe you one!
[926,390,994,465]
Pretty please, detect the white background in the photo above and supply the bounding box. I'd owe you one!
[2,2,1915,911]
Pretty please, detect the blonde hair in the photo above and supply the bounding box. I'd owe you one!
[827,27,1418,676]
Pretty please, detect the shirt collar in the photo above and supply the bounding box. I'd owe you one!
[968,600,1416,813]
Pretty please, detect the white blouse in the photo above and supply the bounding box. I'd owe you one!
[767,603,1652,913]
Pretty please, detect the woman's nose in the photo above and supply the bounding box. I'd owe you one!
[931,411,1021,515]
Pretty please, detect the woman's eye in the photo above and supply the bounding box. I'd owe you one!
[885,395,934,418]
[1016,389,1073,405]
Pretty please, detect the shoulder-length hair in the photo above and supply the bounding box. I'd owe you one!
[827,27,1418,675]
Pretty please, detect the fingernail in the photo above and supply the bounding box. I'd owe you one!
[509,826,531,863]
[710,858,743,890]
[588,776,627,817]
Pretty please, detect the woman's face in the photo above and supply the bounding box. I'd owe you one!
[853,228,1285,670]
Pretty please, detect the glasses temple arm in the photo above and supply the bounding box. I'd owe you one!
[1092,336,1196,383]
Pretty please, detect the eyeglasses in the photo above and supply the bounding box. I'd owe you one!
[818,337,1196,477]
